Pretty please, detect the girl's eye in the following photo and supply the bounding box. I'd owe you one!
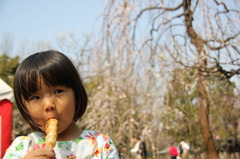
[29,96,40,101]
[54,89,63,94]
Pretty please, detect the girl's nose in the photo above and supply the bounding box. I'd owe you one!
[45,104,56,111]
[44,97,56,112]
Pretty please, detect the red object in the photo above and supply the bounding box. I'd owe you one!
[168,145,179,156]
[0,99,13,158]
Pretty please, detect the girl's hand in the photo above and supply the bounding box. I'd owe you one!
[23,147,56,159]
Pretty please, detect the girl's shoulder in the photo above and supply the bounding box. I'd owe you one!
[81,129,118,146]
[3,135,32,158]
[63,130,119,158]
[9,135,33,149]
[81,129,112,142]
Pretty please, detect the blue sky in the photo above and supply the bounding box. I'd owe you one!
[0,0,104,54]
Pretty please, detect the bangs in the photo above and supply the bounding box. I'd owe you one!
[18,52,74,100]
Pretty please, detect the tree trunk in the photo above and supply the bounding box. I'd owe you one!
[183,0,218,158]
[198,73,219,159]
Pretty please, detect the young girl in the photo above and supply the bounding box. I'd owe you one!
[3,50,119,159]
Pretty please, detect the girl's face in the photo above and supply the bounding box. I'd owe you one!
[23,79,77,139]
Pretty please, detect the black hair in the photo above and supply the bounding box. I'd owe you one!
[14,50,88,131]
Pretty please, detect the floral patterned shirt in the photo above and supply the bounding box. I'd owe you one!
[3,130,119,159]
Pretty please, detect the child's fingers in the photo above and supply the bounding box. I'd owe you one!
[23,147,56,159]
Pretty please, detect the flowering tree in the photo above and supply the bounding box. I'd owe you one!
[100,0,240,158]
